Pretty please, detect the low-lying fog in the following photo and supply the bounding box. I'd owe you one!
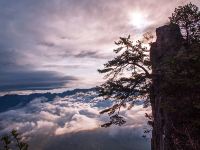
[0,90,151,150]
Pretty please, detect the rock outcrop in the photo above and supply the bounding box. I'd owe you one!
[150,24,183,150]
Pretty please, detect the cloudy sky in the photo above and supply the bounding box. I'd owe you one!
[0,0,199,93]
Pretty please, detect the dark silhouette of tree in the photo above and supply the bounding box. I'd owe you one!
[169,3,200,44]
[0,129,28,150]
[98,3,199,134]
[98,35,152,127]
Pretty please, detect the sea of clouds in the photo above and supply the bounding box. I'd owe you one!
[0,91,151,150]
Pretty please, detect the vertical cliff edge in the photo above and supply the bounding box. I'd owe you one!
[150,24,200,150]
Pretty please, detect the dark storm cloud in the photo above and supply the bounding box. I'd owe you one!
[38,41,57,48]
[0,70,78,91]
[0,45,78,91]
[74,50,111,59]
[44,64,83,69]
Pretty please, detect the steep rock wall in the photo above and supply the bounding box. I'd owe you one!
[150,24,183,150]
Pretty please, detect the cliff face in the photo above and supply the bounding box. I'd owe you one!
[150,24,183,150]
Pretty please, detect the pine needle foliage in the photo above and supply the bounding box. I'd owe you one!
[98,35,152,127]
[169,2,200,44]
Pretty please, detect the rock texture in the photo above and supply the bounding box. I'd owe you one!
[150,24,183,150]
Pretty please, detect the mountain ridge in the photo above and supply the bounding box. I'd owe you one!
[0,88,96,113]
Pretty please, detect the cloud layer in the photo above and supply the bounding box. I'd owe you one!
[0,91,151,150]
[0,0,199,91]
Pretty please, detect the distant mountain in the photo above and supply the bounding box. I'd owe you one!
[0,88,96,113]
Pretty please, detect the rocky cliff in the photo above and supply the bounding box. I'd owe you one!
[150,24,183,150]
[150,23,200,150]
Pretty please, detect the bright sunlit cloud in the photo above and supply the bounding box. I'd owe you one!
[129,11,151,29]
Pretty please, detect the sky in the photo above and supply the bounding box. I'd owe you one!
[0,0,199,93]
